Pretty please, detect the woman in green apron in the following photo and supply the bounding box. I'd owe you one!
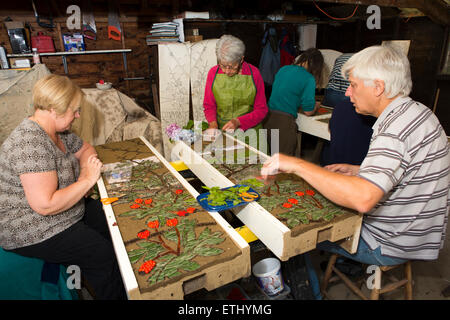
[203,35,268,133]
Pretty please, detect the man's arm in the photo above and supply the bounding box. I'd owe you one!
[262,153,384,213]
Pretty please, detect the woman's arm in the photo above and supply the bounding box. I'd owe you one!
[74,141,98,167]
[203,66,219,127]
[20,155,102,216]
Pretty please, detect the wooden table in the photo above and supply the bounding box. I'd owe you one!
[295,106,333,160]
[172,133,363,262]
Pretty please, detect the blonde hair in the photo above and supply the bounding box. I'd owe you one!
[216,34,245,64]
[341,45,412,98]
[32,74,84,115]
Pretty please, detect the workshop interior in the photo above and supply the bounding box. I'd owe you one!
[0,0,449,303]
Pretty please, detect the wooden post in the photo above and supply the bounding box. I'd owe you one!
[404,261,413,300]
[320,253,337,294]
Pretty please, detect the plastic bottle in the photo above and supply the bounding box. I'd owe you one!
[32,48,41,65]
[0,46,9,69]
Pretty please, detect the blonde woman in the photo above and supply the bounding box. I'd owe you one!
[0,74,126,299]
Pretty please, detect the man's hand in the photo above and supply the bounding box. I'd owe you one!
[261,153,301,178]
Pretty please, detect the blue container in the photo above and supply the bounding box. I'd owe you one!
[196,185,260,212]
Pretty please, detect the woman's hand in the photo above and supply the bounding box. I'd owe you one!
[324,163,359,176]
[208,121,219,130]
[78,154,103,186]
[221,118,240,132]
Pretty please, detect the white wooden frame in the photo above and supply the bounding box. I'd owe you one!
[296,112,332,141]
[97,136,250,299]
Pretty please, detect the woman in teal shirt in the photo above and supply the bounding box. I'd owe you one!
[264,48,324,156]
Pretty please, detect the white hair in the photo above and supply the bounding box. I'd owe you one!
[215,34,245,64]
[341,45,412,98]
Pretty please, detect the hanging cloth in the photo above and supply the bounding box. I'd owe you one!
[258,27,280,86]
[279,29,295,67]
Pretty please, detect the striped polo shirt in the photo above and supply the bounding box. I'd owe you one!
[358,96,449,261]
[326,53,353,93]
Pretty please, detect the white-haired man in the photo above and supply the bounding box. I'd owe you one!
[262,45,449,266]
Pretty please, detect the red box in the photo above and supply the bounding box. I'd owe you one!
[31,32,55,53]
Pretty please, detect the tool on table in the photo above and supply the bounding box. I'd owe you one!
[100,194,125,205]
[107,0,121,41]
[31,0,54,29]
[82,0,97,40]
[239,191,259,202]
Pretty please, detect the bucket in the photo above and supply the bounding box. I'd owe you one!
[252,258,284,296]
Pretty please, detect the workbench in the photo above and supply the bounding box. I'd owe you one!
[295,106,332,159]
[172,132,363,262]
[95,137,250,300]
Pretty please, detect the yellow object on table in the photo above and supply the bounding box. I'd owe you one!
[235,226,258,243]
[170,160,189,171]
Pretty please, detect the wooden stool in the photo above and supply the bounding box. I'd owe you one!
[321,253,413,300]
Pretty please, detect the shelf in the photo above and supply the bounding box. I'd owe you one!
[183,18,327,24]
[6,49,132,58]
[6,49,132,74]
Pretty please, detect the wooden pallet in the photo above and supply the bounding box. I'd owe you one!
[172,135,363,261]
[96,137,250,299]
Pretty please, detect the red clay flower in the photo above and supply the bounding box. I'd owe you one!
[130,203,141,209]
[175,189,183,195]
[186,207,196,214]
[137,230,150,239]
[147,220,159,229]
[176,210,187,217]
[166,218,178,227]
[306,189,315,196]
[288,198,298,204]
[144,198,153,205]
[139,260,156,274]
[135,198,144,204]
[282,202,293,208]
[295,191,305,197]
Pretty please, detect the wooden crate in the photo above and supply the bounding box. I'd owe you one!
[95,137,250,299]
[171,134,363,261]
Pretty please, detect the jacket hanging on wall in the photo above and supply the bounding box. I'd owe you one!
[279,28,295,67]
[258,27,280,86]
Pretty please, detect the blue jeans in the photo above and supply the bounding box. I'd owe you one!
[317,237,407,266]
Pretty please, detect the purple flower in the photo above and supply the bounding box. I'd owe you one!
[166,123,181,139]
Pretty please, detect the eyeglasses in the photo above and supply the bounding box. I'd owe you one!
[219,62,241,71]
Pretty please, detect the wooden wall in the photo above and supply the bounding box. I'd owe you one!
[1,12,447,132]
[0,15,156,112]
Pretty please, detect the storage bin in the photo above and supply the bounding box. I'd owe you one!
[31,32,55,53]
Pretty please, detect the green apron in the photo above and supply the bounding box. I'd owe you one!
[212,67,262,130]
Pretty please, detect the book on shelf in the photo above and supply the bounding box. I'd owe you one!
[173,11,209,19]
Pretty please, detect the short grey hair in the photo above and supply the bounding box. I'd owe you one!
[216,34,245,64]
[342,45,412,98]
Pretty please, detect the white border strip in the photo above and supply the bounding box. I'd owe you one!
[96,177,139,300]
[171,140,290,258]
[139,137,249,250]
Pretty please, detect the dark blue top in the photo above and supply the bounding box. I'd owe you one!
[320,99,376,166]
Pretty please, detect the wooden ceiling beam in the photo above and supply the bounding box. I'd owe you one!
[304,0,449,25]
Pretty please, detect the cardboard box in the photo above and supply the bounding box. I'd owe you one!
[62,33,85,52]
[185,35,203,43]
